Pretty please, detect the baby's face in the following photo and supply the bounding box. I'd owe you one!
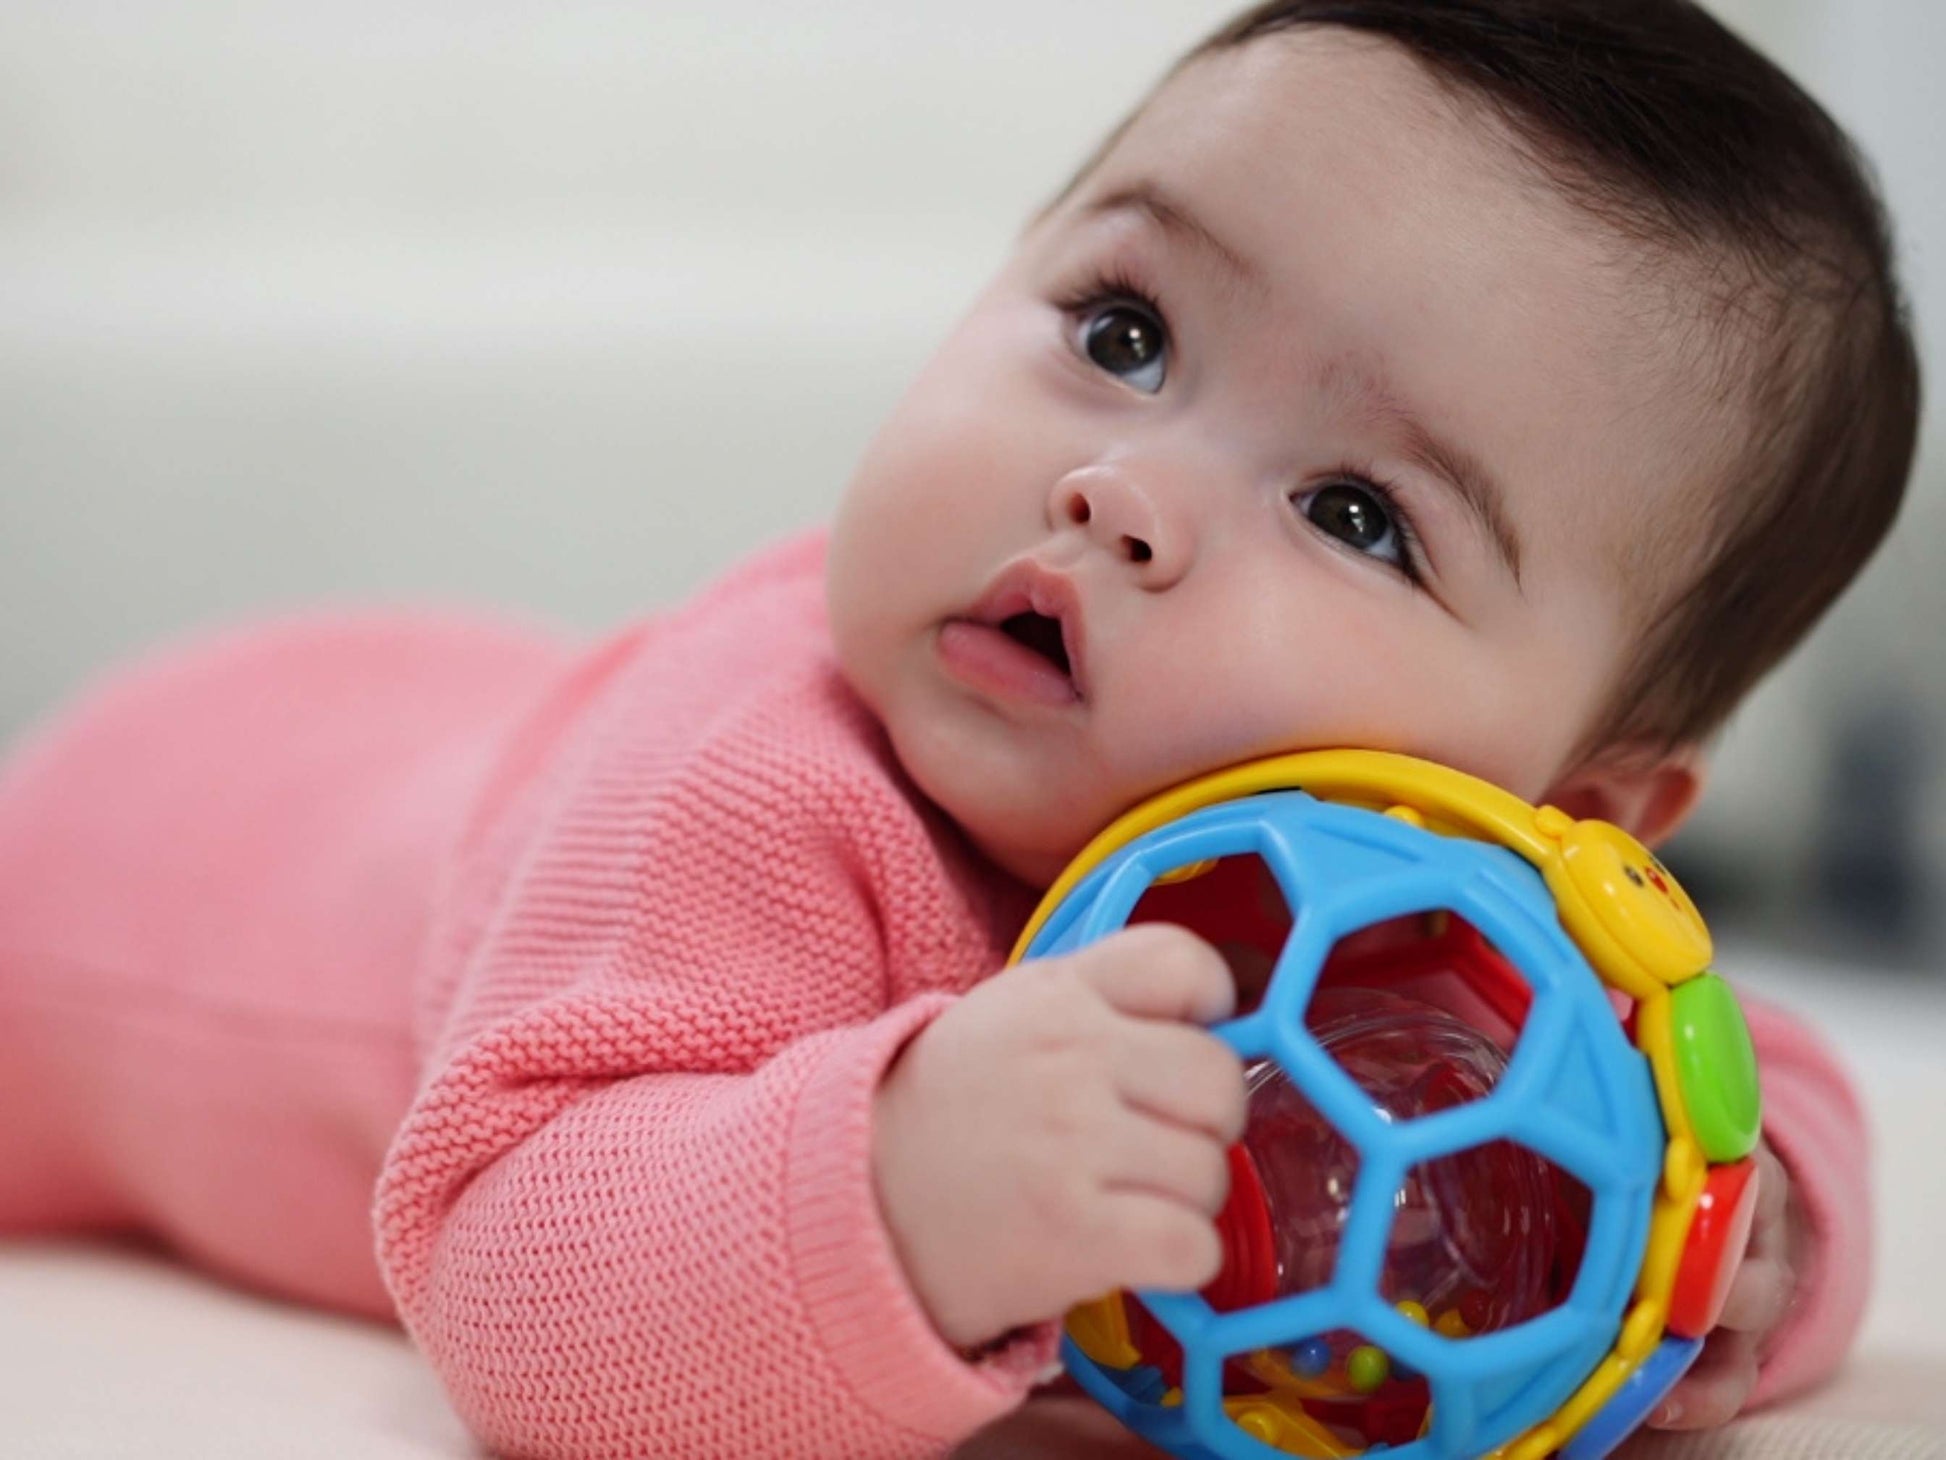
[828,30,1721,887]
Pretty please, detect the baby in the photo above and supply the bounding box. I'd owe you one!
[0,2,1918,1459]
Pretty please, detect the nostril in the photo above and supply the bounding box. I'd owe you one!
[1125,537,1153,564]
[1066,495,1092,526]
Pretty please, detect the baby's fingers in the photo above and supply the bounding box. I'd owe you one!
[1650,1329,1759,1431]
[1103,1112,1233,1216]
[1098,1191,1226,1294]
[1114,1022,1249,1143]
[1075,925,1236,1026]
[1717,1254,1794,1334]
[1747,1141,1789,1254]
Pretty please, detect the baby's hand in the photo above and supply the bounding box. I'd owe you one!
[872,925,1249,1352]
[1649,1138,1801,1430]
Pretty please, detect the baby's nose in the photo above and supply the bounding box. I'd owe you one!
[1051,465,1194,586]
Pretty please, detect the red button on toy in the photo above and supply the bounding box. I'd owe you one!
[1668,1157,1760,1338]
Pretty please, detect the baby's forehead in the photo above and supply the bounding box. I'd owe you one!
[1044,30,1747,606]
[1065,37,1650,348]
[1115,31,1543,216]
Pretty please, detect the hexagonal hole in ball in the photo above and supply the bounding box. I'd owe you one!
[1127,852,1296,1019]
[1303,910,1532,1121]
[1383,1145,1593,1343]
[1223,1317,1434,1455]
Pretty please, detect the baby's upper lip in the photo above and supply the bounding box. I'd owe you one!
[962,559,1089,699]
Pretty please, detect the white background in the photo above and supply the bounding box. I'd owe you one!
[1,0,1941,944]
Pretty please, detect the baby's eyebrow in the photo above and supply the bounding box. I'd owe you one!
[1080,180,1523,588]
[1320,353,1526,588]
[1080,180,1268,300]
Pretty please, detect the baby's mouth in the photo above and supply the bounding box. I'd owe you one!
[997,610,1072,679]
[938,562,1089,707]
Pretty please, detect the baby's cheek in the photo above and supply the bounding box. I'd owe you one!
[1130,607,1442,764]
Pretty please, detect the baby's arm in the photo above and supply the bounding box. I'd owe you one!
[1652,992,1872,1427]
[372,659,1088,1458]
[378,922,1247,1460]
[378,888,1251,1460]
[378,992,1052,1460]
[1742,995,1873,1399]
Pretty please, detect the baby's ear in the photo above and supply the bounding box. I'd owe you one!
[1539,743,1707,849]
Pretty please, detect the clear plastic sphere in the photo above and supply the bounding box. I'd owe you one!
[1216,988,1572,1341]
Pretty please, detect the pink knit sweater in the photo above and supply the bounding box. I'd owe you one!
[0,531,1870,1458]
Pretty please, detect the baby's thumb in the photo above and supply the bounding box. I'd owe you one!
[1071,925,1236,1025]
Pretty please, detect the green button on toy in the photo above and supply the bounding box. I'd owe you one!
[1671,972,1762,1162]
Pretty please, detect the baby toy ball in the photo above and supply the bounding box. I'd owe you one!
[1013,751,1758,1460]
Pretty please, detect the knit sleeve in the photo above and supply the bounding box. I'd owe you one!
[1741,992,1874,1409]
[375,990,1057,1460]
[373,640,1058,1460]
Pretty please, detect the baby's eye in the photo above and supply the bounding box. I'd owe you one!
[1292,479,1415,576]
[1080,302,1168,394]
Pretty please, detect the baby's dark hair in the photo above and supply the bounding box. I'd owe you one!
[1049,0,1921,764]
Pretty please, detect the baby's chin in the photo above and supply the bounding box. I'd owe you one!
[835,631,1105,889]
[907,759,1081,889]
[883,724,1092,890]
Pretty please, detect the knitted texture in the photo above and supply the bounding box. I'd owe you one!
[0,529,1873,1457]
[371,533,1058,1458]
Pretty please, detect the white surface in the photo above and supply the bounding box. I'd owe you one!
[0,1248,1940,1458]
[0,1243,472,1460]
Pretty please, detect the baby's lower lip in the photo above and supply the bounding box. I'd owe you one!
[936,621,1081,707]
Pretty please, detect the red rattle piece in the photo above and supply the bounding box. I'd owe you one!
[1207,1143,1279,1314]
[1668,1157,1761,1338]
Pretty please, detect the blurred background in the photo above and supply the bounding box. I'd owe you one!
[1,0,1940,969]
